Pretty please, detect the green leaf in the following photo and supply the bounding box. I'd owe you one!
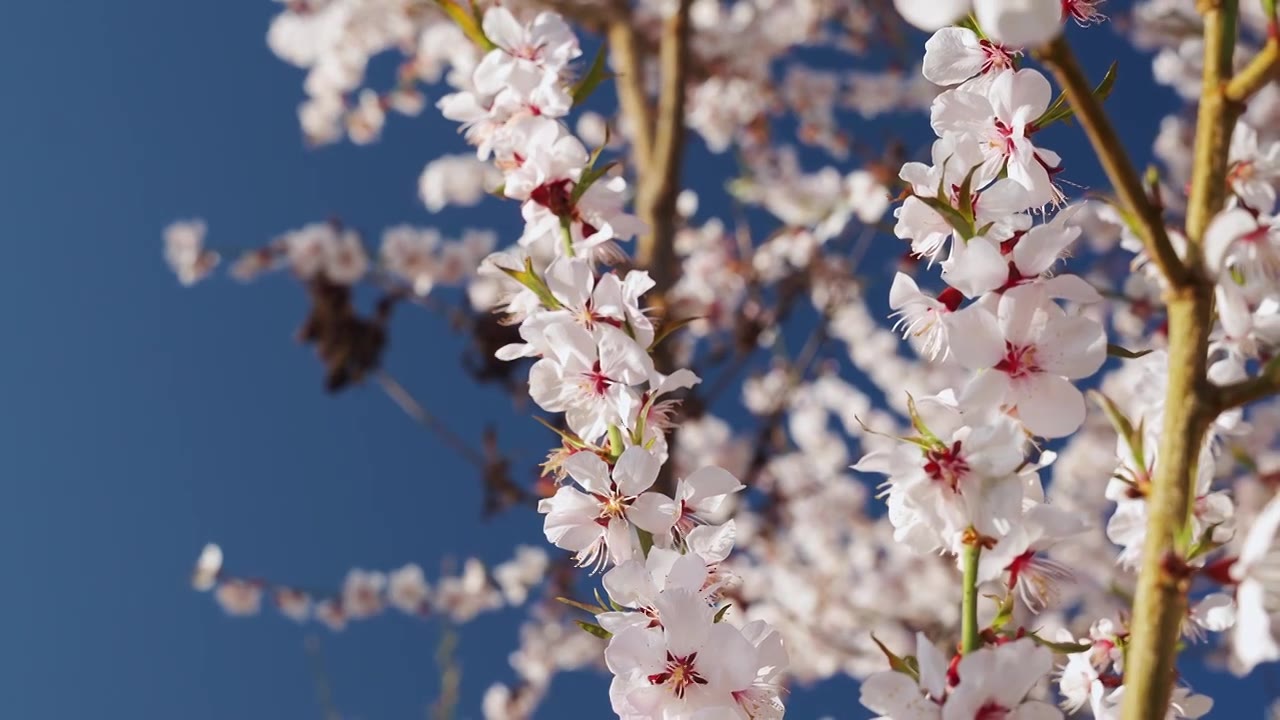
[575,620,613,640]
[906,393,944,450]
[532,416,591,449]
[713,604,732,623]
[649,315,702,352]
[607,425,626,460]
[1035,61,1118,128]
[987,593,1015,632]
[1107,343,1154,359]
[1089,390,1146,473]
[954,163,985,226]
[917,194,975,240]
[498,257,563,309]
[1264,0,1278,21]
[871,634,920,681]
[435,0,497,51]
[571,160,621,204]
[637,528,655,557]
[572,44,613,106]
[1028,633,1092,654]
[557,596,605,614]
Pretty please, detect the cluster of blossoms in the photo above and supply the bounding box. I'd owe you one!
[192,542,549,629]
[435,7,791,717]
[169,0,1280,718]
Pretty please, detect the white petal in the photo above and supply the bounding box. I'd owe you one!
[564,451,614,495]
[1013,373,1085,438]
[628,492,679,534]
[974,0,1062,49]
[923,27,985,85]
[613,446,661,495]
[947,304,1005,369]
[894,0,972,31]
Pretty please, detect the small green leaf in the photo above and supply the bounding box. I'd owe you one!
[575,620,613,640]
[987,593,1016,632]
[498,257,563,309]
[532,416,591,449]
[917,194,975,240]
[1089,390,1146,472]
[1107,343,1154,359]
[571,160,621,204]
[557,596,605,614]
[871,634,920,681]
[572,44,613,106]
[713,604,732,623]
[607,425,626,460]
[637,528,655,557]
[906,393,944,450]
[1035,61,1118,127]
[1028,633,1092,654]
[435,0,497,51]
[649,315,702,351]
[954,163,985,226]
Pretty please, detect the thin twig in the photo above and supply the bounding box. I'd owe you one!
[375,371,488,468]
[1038,35,1190,287]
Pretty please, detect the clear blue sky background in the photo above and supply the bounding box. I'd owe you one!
[0,0,1270,717]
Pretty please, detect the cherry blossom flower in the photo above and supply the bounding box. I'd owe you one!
[472,8,579,98]
[164,220,219,286]
[341,569,386,619]
[948,285,1106,438]
[973,0,1064,49]
[539,447,678,571]
[923,27,1016,88]
[1230,493,1280,674]
[1203,206,1280,284]
[931,69,1064,208]
[191,543,223,591]
[215,579,263,616]
[387,563,429,615]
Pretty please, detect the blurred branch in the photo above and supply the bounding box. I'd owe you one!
[305,634,344,720]
[375,371,488,468]
[427,627,461,720]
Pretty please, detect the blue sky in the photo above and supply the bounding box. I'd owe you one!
[0,0,1270,717]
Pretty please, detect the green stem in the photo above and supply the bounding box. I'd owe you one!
[961,543,981,654]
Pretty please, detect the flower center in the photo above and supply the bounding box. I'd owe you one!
[975,702,1011,720]
[924,441,969,492]
[994,342,1040,378]
[581,360,613,396]
[648,652,708,699]
[979,40,1014,75]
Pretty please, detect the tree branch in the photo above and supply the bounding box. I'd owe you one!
[635,0,693,298]
[1038,36,1190,287]
[1214,357,1280,411]
[1120,3,1237,718]
[1225,37,1280,102]
[607,14,654,177]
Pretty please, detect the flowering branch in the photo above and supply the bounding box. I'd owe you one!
[1038,35,1191,287]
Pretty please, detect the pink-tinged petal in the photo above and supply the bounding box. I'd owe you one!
[1012,373,1084,438]
[606,517,637,565]
[613,446,661,495]
[480,6,524,51]
[701,623,759,691]
[997,283,1046,347]
[628,492,679,534]
[540,487,603,551]
[1203,207,1258,276]
[605,626,666,676]
[679,466,744,509]
[923,27,985,85]
[860,670,940,720]
[1233,578,1280,674]
[889,272,924,309]
[959,369,1012,415]
[1014,222,1080,277]
[942,236,1009,298]
[930,88,993,137]
[974,0,1063,50]
[1035,315,1106,378]
[564,451,614,495]
[915,633,949,701]
[1237,493,1280,571]
[603,559,653,608]
[655,587,712,657]
[664,552,709,594]
[893,0,972,31]
[1039,273,1103,303]
[687,521,736,564]
[947,304,1005,369]
[470,50,511,96]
